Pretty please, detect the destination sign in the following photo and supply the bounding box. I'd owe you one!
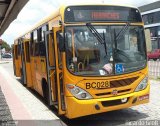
[64,6,142,23]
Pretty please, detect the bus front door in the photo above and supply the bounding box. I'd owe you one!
[14,41,22,77]
[24,41,33,88]
[21,41,27,85]
[44,28,65,115]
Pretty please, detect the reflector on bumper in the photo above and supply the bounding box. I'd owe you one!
[139,94,149,101]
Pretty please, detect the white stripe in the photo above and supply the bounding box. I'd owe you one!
[141,8,160,15]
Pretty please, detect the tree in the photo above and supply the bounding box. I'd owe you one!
[1,40,11,52]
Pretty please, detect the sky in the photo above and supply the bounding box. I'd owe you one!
[1,0,159,45]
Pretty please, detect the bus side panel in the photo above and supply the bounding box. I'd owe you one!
[30,57,37,90]
[39,57,48,96]
[31,56,43,95]
[18,55,22,77]
[25,61,33,87]
[35,56,43,96]
[13,45,17,76]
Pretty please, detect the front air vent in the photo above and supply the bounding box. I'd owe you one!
[95,89,131,96]
[110,77,138,88]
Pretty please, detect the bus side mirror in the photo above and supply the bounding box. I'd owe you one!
[57,32,65,52]
[145,29,152,52]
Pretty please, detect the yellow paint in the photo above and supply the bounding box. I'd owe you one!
[13,4,149,119]
[65,83,150,118]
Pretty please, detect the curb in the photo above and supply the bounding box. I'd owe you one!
[0,62,9,64]
[0,60,12,64]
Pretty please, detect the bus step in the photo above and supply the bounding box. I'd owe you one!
[53,101,58,105]
[54,105,58,109]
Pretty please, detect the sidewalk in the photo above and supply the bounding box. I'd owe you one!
[0,64,66,126]
[0,86,16,126]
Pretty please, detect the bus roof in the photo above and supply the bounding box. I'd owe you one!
[14,4,139,41]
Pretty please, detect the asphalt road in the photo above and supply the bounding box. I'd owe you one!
[1,62,160,126]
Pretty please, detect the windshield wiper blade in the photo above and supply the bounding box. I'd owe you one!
[86,23,104,44]
[116,22,130,40]
[86,23,108,55]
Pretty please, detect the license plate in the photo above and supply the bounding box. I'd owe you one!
[86,81,110,89]
[139,94,149,101]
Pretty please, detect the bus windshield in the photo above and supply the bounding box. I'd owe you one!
[65,25,146,76]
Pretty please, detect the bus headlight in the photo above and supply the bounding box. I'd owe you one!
[135,76,148,92]
[67,84,93,100]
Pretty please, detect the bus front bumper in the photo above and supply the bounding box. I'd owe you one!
[65,84,150,119]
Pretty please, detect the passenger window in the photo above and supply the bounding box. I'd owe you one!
[30,33,34,56]
[25,42,30,62]
[33,30,39,56]
[41,25,48,41]
[39,25,48,56]
[17,39,21,56]
[15,45,18,59]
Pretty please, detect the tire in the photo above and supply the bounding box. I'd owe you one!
[21,68,25,85]
[42,80,50,106]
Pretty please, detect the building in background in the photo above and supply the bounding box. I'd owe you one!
[139,1,160,51]
[0,47,1,59]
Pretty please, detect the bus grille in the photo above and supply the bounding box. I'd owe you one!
[95,89,131,96]
[110,76,138,88]
[94,77,138,97]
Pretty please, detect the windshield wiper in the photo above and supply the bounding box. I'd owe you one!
[116,22,130,40]
[86,23,107,55]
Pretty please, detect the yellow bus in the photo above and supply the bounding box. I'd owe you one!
[13,4,150,119]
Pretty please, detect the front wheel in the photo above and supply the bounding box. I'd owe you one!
[21,68,25,85]
[42,81,50,106]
